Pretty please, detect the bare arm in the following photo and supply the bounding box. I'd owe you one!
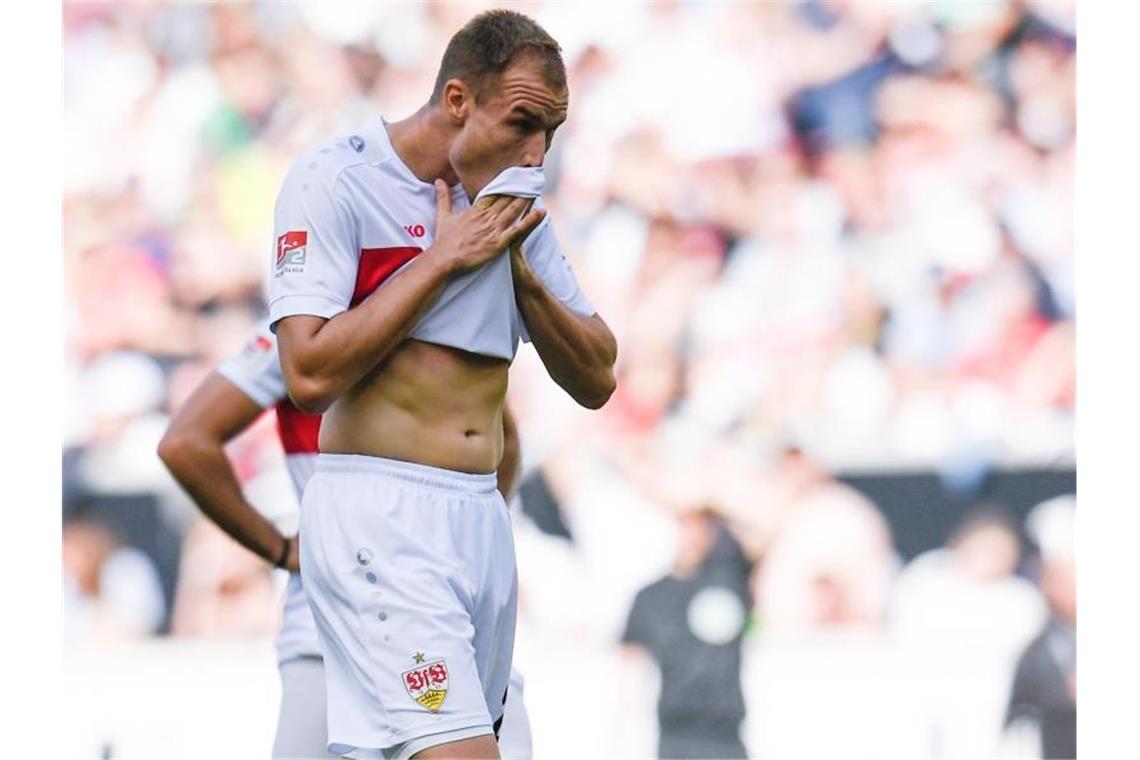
[277,183,545,413]
[275,254,456,414]
[158,373,299,571]
[509,240,617,409]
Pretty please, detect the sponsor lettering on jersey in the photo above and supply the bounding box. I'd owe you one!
[404,223,426,238]
[276,231,308,276]
[403,655,449,712]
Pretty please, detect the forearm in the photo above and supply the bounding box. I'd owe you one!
[280,253,457,412]
[159,434,286,564]
[514,270,617,409]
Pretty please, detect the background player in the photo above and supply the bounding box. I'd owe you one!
[158,322,532,759]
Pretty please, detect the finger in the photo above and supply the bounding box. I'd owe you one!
[490,197,530,229]
[498,207,546,249]
[475,193,515,214]
[434,180,451,219]
[504,198,537,232]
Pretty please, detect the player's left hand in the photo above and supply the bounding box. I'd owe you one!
[508,236,534,281]
[285,534,301,574]
[507,201,544,289]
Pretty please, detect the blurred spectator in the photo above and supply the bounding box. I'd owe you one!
[620,508,752,759]
[891,506,1046,759]
[1004,495,1076,759]
[63,517,166,641]
[169,518,278,638]
[63,1,1075,496]
[756,481,897,635]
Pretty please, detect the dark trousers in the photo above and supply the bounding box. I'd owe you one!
[658,724,747,759]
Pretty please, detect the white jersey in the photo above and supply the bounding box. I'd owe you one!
[217,323,322,664]
[267,118,594,359]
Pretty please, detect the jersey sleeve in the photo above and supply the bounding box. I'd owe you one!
[518,209,596,344]
[267,160,360,330]
[215,323,288,409]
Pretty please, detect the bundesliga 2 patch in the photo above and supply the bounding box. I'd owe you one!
[275,230,308,275]
[402,654,449,712]
[245,334,273,354]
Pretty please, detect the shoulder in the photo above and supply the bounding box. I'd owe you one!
[215,319,285,404]
[634,576,673,606]
[282,123,393,192]
[1011,627,1053,682]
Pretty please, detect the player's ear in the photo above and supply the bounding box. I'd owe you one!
[442,79,473,125]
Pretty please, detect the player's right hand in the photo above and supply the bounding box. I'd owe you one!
[428,179,546,274]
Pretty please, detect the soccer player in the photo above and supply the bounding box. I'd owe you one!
[158,323,533,758]
[271,10,616,760]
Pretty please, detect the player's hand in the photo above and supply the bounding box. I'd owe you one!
[428,179,545,274]
[285,534,301,574]
[508,235,538,289]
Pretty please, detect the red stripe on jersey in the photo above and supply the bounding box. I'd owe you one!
[275,399,322,454]
[273,246,420,454]
[351,246,423,307]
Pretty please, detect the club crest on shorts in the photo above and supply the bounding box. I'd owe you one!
[402,654,448,712]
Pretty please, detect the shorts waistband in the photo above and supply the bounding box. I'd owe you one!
[315,453,498,496]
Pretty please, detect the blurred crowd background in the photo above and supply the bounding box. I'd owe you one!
[63,1,1076,758]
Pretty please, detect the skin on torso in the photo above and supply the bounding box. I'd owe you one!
[319,338,509,474]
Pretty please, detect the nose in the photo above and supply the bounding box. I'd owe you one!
[520,132,547,168]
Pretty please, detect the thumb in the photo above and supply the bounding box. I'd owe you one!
[434,179,451,220]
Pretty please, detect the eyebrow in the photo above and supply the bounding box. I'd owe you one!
[510,106,566,129]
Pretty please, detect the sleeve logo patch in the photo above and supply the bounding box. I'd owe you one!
[275,230,308,275]
[402,656,449,712]
[242,334,274,356]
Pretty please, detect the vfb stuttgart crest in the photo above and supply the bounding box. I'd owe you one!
[275,230,308,275]
[402,655,449,712]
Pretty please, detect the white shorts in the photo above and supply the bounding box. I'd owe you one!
[272,658,533,760]
[277,571,323,664]
[300,454,518,760]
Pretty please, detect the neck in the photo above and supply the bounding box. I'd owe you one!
[672,553,704,579]
[386,104,460,186]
